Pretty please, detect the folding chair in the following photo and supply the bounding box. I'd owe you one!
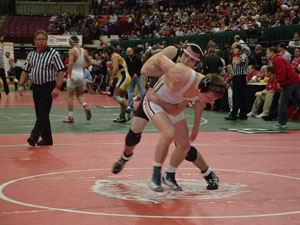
[87,74,104,93]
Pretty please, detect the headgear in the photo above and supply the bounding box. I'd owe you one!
[182,43,204,62]
[198,74,226,96]
[69,36,79,46]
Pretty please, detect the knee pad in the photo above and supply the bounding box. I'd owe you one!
[125,129,142,146]
[185,146,197,162]
[113,95,124,104]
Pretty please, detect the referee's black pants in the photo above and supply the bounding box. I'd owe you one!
[231,75,247,117]
[30,82,55,143]
[0,68,9,95]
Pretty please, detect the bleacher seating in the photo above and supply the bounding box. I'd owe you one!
[1,16,51,44]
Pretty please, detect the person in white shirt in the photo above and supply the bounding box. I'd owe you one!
[288,32,300,48]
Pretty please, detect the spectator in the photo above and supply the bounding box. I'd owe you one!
[260,15,271,29]
[243,45,257,68]
[0,35,9,96]
[233,35,246,48]
[207,39,220,52]
[288,32,300,48]
[249,18,260,29]
[291,47,300,74]
[277,42,291,62]
[125,47,145,110]
[5,52,18,90]
[109,13,118,35]
[201,47,223,74]
[224,64,233,111]
[247,66,280,118]
[202,47,223,110]
[91,53,102,78]
[266,46,300,128]
[83,68,93,92]
[256,65,268,83]
[289,10,299,24]
[98,54,108,93]
[254,44,264,70]
[13,59,24,88]
[247,65,260,83]
[228,20,239,31]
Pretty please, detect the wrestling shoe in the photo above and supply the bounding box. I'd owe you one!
[62,116,74,123]
[205,171,219,190]
[113,117,126,123]
[125,106,134,122]
[162,172,183,191]
[149,172,164,192]
[112,153,133,174]
[83,104,92,121]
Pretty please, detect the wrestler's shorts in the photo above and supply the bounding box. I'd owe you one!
[67,70,84,88]
[116,69,131,91]
[142,97,185,124]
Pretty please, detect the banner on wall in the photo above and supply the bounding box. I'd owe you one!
[47,35,83,47]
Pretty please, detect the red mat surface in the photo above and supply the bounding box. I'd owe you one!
[1,132,300,225]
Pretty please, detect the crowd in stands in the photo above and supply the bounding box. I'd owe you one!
[81,25,300,122]
[2,0,300,45]
[46,0,300,41]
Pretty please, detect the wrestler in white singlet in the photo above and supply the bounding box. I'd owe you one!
[67,47,85,88]
[143,69,199,124]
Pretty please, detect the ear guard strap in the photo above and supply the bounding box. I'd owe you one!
[198,77,211,93]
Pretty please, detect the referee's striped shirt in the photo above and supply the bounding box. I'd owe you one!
[232,53,248,76]
[23,47,65,85]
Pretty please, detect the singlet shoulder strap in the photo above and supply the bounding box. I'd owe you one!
[172,48,181,63]
[178,69,196,94]
[74,47,83,56]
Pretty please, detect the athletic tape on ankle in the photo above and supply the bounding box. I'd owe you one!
[202,167,212,177]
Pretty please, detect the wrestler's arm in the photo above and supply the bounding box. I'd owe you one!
[109,55,119,86]
[68,48,75,80]
[141,46,178,77]
[83,50,92,69]
[146,88,188,116]
[190,99,205,142]
[110,55,118,80]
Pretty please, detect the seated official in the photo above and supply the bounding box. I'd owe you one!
[247,67,280,118]
[247,65,260,83]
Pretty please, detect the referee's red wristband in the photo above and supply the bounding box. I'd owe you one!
[234,53,239,57]
[55,85,61,90]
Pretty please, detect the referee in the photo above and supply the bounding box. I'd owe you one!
[18,29,65,146]
[224,44,249,120]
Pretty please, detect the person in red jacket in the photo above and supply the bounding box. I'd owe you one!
[266,46,300,128]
